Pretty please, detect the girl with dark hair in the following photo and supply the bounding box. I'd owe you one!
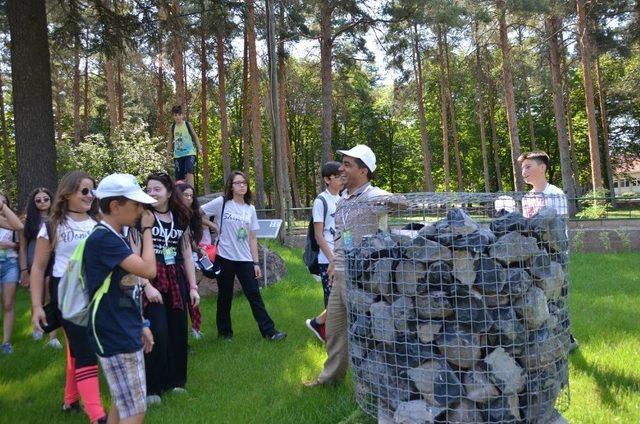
[18,187,62,348]
[143,171,199,403]
[29,171,107,423]
[201,171,285,341]
[175,182,211,340]
[0,192,25,355]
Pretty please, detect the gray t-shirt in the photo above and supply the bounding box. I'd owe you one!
[201,197,260,262]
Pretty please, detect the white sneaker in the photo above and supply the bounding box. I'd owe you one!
[146,395,162,405]
[191,329,203,340]
[32,330,43,341]
[46,338,63,349]
[172,387,187,394]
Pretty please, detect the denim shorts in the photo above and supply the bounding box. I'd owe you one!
[0,258,19,285]
[174,155,196,181]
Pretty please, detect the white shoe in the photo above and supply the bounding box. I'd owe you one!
[46,338,63,349]
[32,330,43,341]
[172,387,187,394]
[146,395,162,405]
[191,329,203,340]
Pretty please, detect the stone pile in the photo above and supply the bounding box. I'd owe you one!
[345,206,570,424]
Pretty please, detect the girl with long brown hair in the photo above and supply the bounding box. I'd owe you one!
[30,171,107,423]
[201,171,285,341]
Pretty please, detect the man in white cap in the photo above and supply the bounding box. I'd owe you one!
[305,145,403,387]
[84,173,159,424]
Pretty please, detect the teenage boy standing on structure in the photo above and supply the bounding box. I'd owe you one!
[167,106,202,187]
[85,174,159,424]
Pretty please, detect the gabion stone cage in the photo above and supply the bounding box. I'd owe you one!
[343,193,571,424]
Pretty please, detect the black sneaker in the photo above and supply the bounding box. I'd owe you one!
[96,416,108,424]
[265,331,287,341]
[569,334,579,353]
[61,401,81,414]
[305,318,325,343]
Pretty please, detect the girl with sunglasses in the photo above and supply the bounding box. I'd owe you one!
[0,192,25,355]
[142,172,199,403]
[18,187,62,349]
[30,171,107,423]
[201,171,286,341]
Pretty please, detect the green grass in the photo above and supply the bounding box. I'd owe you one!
[1,250,639,423]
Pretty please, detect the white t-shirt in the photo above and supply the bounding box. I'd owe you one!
[201,197,260,262]
[37,217,97,278]
[522,183,568,218]
[312,190,340,264]
[0,228,18,259]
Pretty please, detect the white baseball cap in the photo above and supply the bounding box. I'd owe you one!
[337,144,377,172]
[94,173,157,204]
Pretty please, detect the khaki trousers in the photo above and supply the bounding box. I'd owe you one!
[318,269,349,384]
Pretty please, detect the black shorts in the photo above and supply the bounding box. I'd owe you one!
[174,155,196,181]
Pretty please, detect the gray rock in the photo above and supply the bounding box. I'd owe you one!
[489,231,540,265]
[516,286,551,330]
[405,239,452,263]
[370,258,395,297]
[451,227,496,254]
[417,322,443,344]
[389,334,440,369]
[528,206,569,253]
[452,250,477,286]
[520,327,566,370]
[407,359,464,407]
[474,258,506,295]
[484,347,525,395]
[370,301,395,344]
[436,323,482,369]
[378,401,395,424]
[425,261,454,291]
[453,296,493,333]
[485,395,521,422]
[350,314,371,339]
[394,260,427,297]
[348,288,376,316]
[445,399,485,423]
[447,208,479,236]
[415,291,454,319]
[391,297,416,333]
[490,211,528,236]
[489,307,525,346]
[393,400,444,424]
[533,261,565,301]
[503,268,533,296]
[462,367,500,403]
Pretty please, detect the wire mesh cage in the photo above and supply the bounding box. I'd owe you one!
[342,192,571,424]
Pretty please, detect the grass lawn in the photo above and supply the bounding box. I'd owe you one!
[1,249,639,423]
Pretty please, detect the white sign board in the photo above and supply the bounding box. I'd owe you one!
[256,219,283,239]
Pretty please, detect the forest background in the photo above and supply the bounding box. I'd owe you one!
[2,0,639,217]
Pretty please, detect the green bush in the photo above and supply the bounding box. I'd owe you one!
[57,119,170,183]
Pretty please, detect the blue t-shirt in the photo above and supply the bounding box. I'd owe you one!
[84,225,142,357]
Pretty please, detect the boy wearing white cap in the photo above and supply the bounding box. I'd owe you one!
[84,173,159,424]
[305,145,404,387]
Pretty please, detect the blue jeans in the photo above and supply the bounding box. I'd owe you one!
[0,258,19,285]
[174,155,196,181]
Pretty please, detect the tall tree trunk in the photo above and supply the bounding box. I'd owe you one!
[412,25,434,191]
[216,32,231,183]
[518,27,536,151]
[7,0,58,206]
[241,29,251,175]
[559,27,580,195]
[576,0,603,191]
[52,69,63,145]
[546,15,577,215]
[200,19,211,194]
[319,0,334,165]
[72,33,82,144]
[474,21,491,193]
[278,1,299,208]
[103,0,119,132]
[171,0,186,110]
[83,40,90,138]
[246,0,265,209]
[497,1,525,191]
[437,27,450,191]
[116,57,124,125]
[595,55,616,204]
[443,31,463,190]
[487,68,503,191]
[0,72,10,188]
[156,48,165,138]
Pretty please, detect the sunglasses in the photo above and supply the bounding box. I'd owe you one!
[35,197,50,204]
[79,187,93,196]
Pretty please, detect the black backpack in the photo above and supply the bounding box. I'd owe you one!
[303,194,328,275]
